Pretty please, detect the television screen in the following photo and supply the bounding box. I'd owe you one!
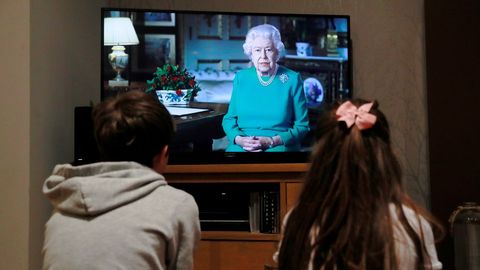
[101,8,351,165]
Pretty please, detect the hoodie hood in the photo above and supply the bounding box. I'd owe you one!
[43,162,167,216]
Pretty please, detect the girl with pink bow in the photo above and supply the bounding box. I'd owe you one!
[275,99,444,270]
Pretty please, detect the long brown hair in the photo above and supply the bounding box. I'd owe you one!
[278,99,442,270]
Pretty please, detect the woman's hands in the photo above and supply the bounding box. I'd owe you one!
[235,136,281,152]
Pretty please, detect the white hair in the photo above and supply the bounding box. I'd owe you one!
[243,24,285,62]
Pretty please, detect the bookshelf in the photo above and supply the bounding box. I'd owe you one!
[165,164,306,270]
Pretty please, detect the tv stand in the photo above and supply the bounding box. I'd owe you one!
[165,163,306,270]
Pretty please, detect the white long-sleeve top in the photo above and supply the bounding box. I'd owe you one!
[274,204,442,269]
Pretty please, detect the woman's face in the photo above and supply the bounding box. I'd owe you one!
[251,36,278,75]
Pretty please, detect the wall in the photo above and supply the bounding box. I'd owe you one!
[0,0,30,269]
[0,0,431,269]
[0,1,104,269]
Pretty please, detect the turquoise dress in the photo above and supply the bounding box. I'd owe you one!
[222,66,310,152]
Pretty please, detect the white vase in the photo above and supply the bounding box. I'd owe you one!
[156,89,192,105]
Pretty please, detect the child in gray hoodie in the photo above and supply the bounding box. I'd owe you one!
[42,91,200,270]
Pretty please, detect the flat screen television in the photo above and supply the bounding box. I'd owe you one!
[99,8,352,166]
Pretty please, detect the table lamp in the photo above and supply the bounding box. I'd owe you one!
[104,17,139,86]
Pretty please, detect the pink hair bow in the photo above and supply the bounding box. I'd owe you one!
[336,101,377,130]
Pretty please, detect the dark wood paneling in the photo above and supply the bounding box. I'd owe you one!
[425,0,480,268]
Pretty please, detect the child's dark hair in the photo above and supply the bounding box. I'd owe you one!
[92,91,174,167]
[278,99,443,270]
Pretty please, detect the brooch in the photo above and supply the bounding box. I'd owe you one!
[279,73,288,83]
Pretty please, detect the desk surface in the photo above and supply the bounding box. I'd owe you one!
[170,102,228,148]
[172,102,228,126]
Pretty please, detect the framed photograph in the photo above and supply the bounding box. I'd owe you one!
[132,34,176,74]
[144,12,175,26]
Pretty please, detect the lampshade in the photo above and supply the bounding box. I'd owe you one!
[104,17,139,46]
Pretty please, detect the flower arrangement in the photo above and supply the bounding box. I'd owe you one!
[146,64,201,102]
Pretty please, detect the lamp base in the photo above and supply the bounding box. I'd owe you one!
[108,80,129,87]
[108,45,129,82]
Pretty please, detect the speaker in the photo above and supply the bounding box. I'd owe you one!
[74,106,99,165]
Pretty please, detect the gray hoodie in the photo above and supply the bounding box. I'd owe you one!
[42,162,200,270]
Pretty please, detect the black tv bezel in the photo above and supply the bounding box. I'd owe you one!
[101,7,352,166]
[168,151,310,165]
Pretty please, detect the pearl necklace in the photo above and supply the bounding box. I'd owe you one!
[257,65,278,87]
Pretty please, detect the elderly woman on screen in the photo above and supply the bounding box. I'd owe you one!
[222,24,310,152]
